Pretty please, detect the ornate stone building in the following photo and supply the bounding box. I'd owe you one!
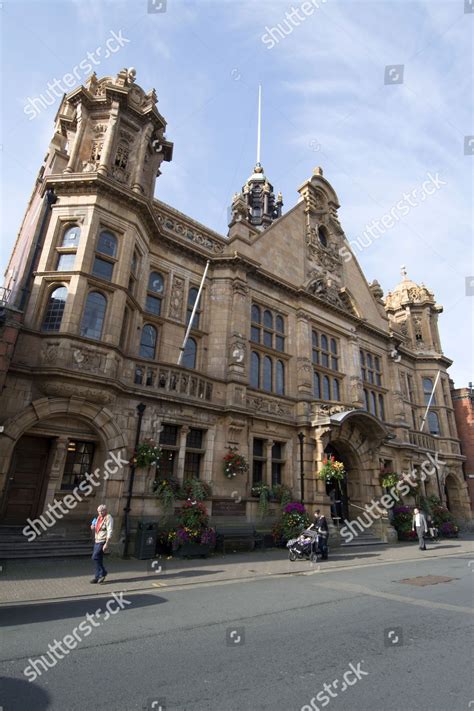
[0,69,470,546]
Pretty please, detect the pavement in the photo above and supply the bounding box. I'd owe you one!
[1,536,473,605]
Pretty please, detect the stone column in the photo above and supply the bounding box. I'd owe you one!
[64,102,88,173]
[176,426,189,482]
[98,102,120,176]
[265,439,274,487]
[132,124,153,193]
[295,311,312,398]
[202,426,216,483]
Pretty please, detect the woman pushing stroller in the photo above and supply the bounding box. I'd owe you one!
[307,509,329,560]
[287,509,329,562]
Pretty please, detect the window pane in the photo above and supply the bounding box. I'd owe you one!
[148,272,164,294]
[56,253,76,271]
[140,324,157,359]
[80,291,107,340]
[250,351,260,388]
[312,349,319,365]
[313,372,321,398]
[61,440,95,489]
[272,442,283,459]
[253,439,264,457]
[184,451,201,478]
[186,309,200,329]
[322,353,329,368]
[263,310,273,329]
[251,326,260,343]
[61,226,80,247]
[312,331,318,347]
[322,375,330,400]
[263,330,273,348]
[359,350,365,365]
[333,379,340,401]
[160,424,179,446]
[251,305,261,323]
[182,337,197,369]
[92,256,114,281]
[321,335,328,351]
[366,353,373,369]
[367,370,374,384]
[276,360,285,395]
[271,462,282,487]
[252,459,263,484]
[188,287,199,307]
[263,356,272,391]
[275,335,285,352]
[186,428,204,449]
[275,315,284,333]
[374,356,380,371]
[330,338,337,354]
[160,450,176,478]
[331,356,338,371]
[42,287,67,332]
[97,231,117,257]
[375,372,382,386]
[146,295,162,315]
[428,411,440,435]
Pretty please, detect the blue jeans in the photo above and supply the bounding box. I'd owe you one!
[92,542,107,579]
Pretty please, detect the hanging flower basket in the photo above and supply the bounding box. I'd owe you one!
[318,456,346,482]
[380,472,400,490]
[131,439,162,469]
[223,447,249,479]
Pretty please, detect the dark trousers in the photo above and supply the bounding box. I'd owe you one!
[415,526,426,550]
[92,542,107,579]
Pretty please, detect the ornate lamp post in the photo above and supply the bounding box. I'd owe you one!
[122,402,146,558]
[298,432,305,504]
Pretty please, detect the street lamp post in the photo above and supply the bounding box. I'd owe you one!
[297,432,305,504]
[122,402,146,558]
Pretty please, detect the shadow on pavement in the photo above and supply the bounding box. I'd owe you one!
[109,568,225,584]
[0,676,51,710]
[0,593,165,627]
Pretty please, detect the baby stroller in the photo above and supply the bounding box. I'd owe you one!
[287,529,321,563]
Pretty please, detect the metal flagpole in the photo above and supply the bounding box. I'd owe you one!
[177,260,210,366]
[419,370,441,432]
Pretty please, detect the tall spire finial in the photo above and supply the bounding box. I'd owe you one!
[256,84,262,165]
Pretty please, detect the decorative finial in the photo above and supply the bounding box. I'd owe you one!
[400,265,407,279]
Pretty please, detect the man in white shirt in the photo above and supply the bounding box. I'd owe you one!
[90,504,114,583]
[412,507,428,551]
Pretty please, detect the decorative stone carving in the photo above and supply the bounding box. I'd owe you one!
[312,403,354,418]
[168,276,185,320]
[154,210,225,254]
[232,279,249,297]
[229,335,246,365]
[246,395,292,417]
[37,380,115,405]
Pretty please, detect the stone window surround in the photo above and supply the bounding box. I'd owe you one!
[155,421,215,483]
[250,435,291,488]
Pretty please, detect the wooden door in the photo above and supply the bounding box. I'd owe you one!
[1,436,51,524]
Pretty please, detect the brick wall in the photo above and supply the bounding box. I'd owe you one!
[452,387,474,510]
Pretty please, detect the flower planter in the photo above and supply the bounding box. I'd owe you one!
[174,542,210,558]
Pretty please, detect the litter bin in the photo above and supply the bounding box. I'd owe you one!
[134,521,158,559]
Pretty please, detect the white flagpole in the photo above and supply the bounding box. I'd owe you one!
[177,260,210,366]
[419,370,441,432]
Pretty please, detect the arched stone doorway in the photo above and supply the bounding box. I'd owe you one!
[313,408,389,522]
[0,397,127,524]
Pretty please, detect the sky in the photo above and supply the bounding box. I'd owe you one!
[0,0,472,387]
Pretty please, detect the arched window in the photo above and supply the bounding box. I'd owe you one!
[186,287,201,329]
[275,315,284,333]
[61,225,80,247]
[423,377,436,405]
[80,291,107,340]
[42,287,67,332]
[276,360,285,395]
[322,375,330,400]
[275,315,285,351]
[251,304,261,323]
[250,351,260,388]
[263,310,273,329]
[428,411,440,435]
[330,338,338,370]
[182,337,197,369]
[263,356,272,391]
[97,231,117,257]
[313,372,321,399]
[321,335,329,368]
[333,378,340,401]
[321,334,328,351]
[146,271,165,315]
[312,331,319,364]
[139,324,157,359]
[318,226,328,247]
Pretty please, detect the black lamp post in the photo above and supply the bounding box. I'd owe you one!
[297,432,305,504]
[122,402,146,558]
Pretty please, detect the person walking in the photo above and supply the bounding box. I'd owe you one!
[412,507,428,551]
[90,504,113,583]
[310,509,329,560]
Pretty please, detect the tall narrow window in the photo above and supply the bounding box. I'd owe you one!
[322,375,330,400]
[42,287,67,332]
[250,351,260,388]
[61,225,81,247]
[333,378,340,401]
[140,324,157,359]
[252,438,265,485]
[184,428,205,478]
[378,394,385,420]
[271,442,285,486]
[186,287,201,329]
[92,230,117,282]
[422,378,436,406]
[159,424,179,478]
[428,411,441,436]
[182,337,197,369]
[146,271,164,315]
[276,360,285,395]
[80,291,107,340]
[61,441,95,490]
[313,372,321,399]
[263,356,272,391]
[275,316,285,352]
